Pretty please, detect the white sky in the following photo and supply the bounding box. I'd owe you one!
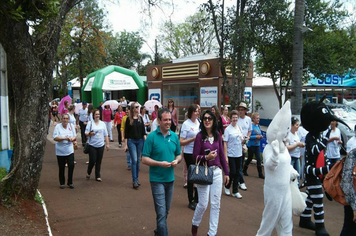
[100,0,355,57]
[101,0,213,56]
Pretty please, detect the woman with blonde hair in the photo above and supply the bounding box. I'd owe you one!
[125,102,146,189]
[243,112,265,179]
[221,105,230,132]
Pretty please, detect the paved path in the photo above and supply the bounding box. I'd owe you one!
[39,122,344,236]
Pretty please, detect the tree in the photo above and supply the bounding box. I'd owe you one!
[254,0,352,109]
[56,0,109,100]
[253,0,294,108]
[104,30,150,69]
[204,0,254,109]
[291,0,305,115]
[0,0,80,202]
[157,11,218,59]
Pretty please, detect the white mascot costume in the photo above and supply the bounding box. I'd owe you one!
[256,101,299,236]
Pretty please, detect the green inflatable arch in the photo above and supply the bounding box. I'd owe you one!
[81,65,146,108]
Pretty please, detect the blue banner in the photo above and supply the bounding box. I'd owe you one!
[307,72,356,87]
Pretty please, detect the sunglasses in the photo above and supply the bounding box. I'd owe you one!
[203,116,213,121]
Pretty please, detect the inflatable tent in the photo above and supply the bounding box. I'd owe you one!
[81,65,146,108]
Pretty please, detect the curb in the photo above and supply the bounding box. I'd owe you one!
[36,189,52,236]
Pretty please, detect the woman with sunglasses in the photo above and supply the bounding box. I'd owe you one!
[167,99,178,132]
[125,103,146,189]
[191,110,229,236]
[180,104,200,210]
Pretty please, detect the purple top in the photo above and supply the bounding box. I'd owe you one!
[192,132,229,176]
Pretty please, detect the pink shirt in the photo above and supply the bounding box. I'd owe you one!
[221,115,230,131]
[102,109,112,122]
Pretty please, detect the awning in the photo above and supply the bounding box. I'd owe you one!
[102,71,139,91]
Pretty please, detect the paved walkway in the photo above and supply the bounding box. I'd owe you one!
[39,122,344,236]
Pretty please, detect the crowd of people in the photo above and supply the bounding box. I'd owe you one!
[50,96,356,236]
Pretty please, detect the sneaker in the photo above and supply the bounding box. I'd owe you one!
[127,166,131,170]
[133,182,139,189]
[239,183,247,191]
[67,184,74,189]
[60,185,65,189]
[86,161,89,164]
[183,183,187,189]
[188,202,196,210]
[232,192,242,199]
[224,187,231,196]
[119,144,122,148]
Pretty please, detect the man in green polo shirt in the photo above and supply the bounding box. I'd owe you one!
[142,108,181,236]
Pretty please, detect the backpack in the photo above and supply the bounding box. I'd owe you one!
[323,158,356,205]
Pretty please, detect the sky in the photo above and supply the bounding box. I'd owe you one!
[100,0,355,58]
[100,0,211,57]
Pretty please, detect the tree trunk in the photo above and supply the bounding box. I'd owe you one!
[291,0,305,115]
[0,0,78,201]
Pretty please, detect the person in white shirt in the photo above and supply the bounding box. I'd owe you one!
[77,101,89,146]
[236,102,252,191]
[180,104,200,210]
[121,96,128,112]
[347,125,356,154]
[151,118,158,132]
[323,120,342,167]
[286,117,305,183]
[85,109,109,182]
[297,124,308,181]
[223,110,244,199]
[53,113,77,189]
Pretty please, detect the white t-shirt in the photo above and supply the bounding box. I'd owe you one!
[297,126,308,156]
[69,113,76,126]
[53,123,77,156]
[79,108,88,122]
[223,124,244,157]
[140,113,150,132]
[237,116,252,137]
[287,131,301,158]
[347,136,356,153]
[180,119,200,154]
[151,118,158,132]
[323,128,341,159]
[85,121,108,148]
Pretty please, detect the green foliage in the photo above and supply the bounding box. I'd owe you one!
[0,0,60,21]
[34,191,44,204]
[0,167,7,180]
[157,11,218,59]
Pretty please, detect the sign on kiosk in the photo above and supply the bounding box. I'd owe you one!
[148,89,161,102]
[200,86,218,108]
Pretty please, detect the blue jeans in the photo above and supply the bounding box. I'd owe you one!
[127,138,144,182]
[150,181,174,236]
[291,156,300,183]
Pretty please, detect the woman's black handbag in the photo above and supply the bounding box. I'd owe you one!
[83,142,90,154]
[83,122,91,154]
[188,159,213,185]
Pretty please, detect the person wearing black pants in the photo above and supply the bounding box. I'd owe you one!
[180,104,200,210]
[85,109,109,182]
[53,113,77,189]
[87,146,105,180]
[57,153,75,188]
[184,153,199,207]
[78,101,88,146]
